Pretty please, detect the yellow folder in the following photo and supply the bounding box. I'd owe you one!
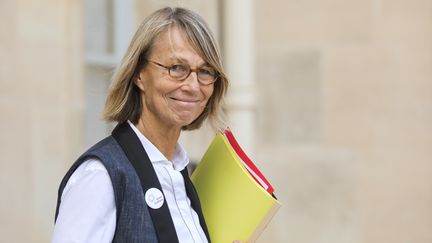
[191,132,281,243]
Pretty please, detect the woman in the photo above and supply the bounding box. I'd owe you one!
[52,7,238,243]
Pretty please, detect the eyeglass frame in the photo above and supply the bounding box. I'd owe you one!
[146,60,219,85]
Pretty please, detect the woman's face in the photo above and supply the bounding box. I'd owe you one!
[135,27,214,130]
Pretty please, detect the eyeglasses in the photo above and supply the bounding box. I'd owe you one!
[147,60,218,85]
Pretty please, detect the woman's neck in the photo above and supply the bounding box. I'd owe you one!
[134,115,181,161]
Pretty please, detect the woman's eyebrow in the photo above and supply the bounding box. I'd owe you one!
[168,55,207,66]
[166,54,187,63]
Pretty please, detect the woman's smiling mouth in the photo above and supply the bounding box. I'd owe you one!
[170,97,200,104]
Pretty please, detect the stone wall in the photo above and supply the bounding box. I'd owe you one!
[0,0,83,242]
[256,0,432,242]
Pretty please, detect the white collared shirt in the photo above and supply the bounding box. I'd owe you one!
[52,122,208,243]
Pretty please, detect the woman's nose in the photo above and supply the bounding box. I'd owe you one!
[181,71,201,91]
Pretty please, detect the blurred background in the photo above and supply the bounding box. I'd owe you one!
[1,0,431,242]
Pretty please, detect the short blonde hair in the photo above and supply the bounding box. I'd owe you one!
[103,7,228,130]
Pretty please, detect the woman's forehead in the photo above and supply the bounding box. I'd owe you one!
[151,27,206,65]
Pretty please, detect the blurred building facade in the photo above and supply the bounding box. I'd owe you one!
[1,0,431,242]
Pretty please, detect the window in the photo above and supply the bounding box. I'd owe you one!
[84,0,133,146]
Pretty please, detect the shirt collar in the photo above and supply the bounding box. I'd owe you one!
[127,120,189,171]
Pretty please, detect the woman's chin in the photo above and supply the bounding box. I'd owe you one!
[173,112,200,126]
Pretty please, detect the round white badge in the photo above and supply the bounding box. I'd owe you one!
[145,188,164,209]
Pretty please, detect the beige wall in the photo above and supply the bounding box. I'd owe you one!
[0,0,83,242]
[256,0,432,242]
[0,0,431,242]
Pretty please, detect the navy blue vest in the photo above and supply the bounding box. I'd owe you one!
[55,123,210,243]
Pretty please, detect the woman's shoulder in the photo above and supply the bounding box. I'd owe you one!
[63,158,109,195]
[78,136,124,162]
[85,136,119,153]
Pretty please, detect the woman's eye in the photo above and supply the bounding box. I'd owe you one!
[170,64,188,73]
[199,68,215,76]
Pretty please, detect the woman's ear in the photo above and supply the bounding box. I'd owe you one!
[135,71,146,92]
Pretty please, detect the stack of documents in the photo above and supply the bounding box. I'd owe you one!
[191,130,281,243]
